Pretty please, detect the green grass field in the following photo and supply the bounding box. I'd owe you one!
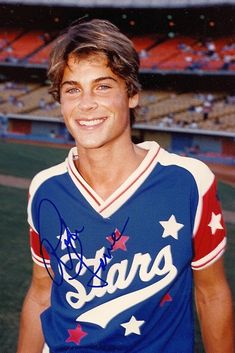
[0,140,70,179]
[0,140,234,353]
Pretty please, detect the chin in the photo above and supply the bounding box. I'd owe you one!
[75,139,106,150]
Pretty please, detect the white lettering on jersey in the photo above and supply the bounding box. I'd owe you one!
[60,245,177,328]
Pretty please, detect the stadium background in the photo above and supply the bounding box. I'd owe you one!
[0,0,234,352]
[0,0,235,162]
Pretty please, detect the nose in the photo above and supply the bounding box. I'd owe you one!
[77,91,98,111]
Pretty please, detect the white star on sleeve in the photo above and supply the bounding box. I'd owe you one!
[159,214,184,240]
[121,316,145,336]
[208,212,223,235]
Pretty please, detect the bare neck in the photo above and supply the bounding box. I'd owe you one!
[75,141,147,200]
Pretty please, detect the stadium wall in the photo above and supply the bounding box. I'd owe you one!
[132,124,235,163]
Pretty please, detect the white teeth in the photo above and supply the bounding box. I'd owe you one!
[79,118,103,126]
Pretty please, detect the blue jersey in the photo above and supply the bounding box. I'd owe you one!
[28,141,226,353]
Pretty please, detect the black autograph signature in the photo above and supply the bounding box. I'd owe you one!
[37,198,129,287]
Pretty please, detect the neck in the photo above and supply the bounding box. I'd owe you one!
[75,140,147,200]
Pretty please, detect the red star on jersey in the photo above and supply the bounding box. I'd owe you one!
[66,323,87,345]
[160,293,173,307]
[106,228,129,251]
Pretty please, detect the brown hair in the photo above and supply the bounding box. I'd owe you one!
[48,18,141,108]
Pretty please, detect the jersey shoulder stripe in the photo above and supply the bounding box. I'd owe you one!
[155,148,226,270]
[157,148,215,194]
[28,161,68,232]
[157,148,215,236]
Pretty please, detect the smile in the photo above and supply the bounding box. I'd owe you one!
[78,118,105,127]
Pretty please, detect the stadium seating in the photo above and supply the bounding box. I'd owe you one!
[140,36,196,70]
[0,25,234,136]
[2,82,234,132]
[0,28,234,72]
[28,41,55,65]
[136,90,235,132]
[0,83,51,114]
[0,28,24,60]
[131,34,159,53]
[0,27,23,46]
[0,30,47,63]
[141,35,235,72]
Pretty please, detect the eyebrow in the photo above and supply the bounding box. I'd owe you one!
[60,76,118,88]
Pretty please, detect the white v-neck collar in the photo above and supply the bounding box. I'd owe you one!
[67,141,161,218]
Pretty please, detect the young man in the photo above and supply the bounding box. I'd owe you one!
[17,19,234,353]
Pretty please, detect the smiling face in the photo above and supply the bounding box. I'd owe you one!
[60,53,139,152]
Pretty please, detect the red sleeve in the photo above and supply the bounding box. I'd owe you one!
[191,179,226,270]
[29,227,51,267]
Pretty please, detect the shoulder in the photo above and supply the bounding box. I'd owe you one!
[158,148,215,195]
[138,141,215,193]
[29,147,76,196]
[27,160,68,233]
[29,161,68,197]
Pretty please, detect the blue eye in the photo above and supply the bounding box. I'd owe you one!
[66,87,80,94]
[97,84,111,90]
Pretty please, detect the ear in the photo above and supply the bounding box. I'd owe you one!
[128,93,139,109]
